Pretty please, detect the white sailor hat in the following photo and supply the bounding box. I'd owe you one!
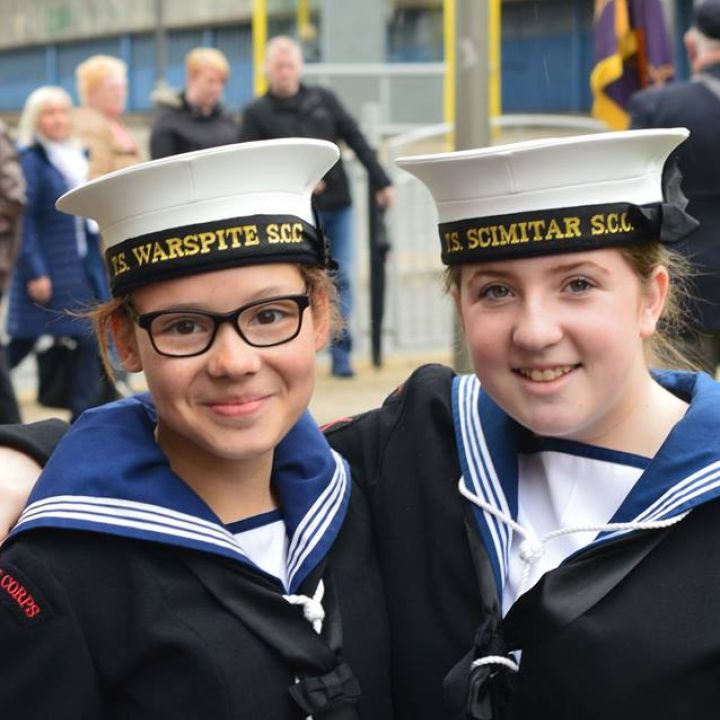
[56,138,340,296]
[396,128,698,265]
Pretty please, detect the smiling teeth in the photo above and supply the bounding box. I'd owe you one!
[520,366,574,382]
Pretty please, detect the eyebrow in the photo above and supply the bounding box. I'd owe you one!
[138,287,307,314]
[545,260,611,276]
[469,259,611,282]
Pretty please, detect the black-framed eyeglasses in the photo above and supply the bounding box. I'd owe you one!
[126,293,311,358]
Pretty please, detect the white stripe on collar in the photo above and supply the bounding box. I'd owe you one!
[601,460,720,541]
[456,374,513,584]
[16,494,248,559]
[14,450,350,594]
[453,371,720,604]
[286,449,348,588]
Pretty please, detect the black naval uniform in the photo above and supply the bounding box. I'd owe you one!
[5,365,720,718]
[326,365,720,719]
[0,396,392,720]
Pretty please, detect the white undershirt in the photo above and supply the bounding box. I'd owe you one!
[502,449,646,615]
[228,513,289,588]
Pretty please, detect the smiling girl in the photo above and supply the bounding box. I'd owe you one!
[0,139,391,719]
[387,128,720,718]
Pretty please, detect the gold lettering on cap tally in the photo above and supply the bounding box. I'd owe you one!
[125,226,269,270]
[444,231,462,254]
[109,219,317,282]
[590,211,634,236]
[459,216,583,253]
[111,252,130,275]
[267,222,304,244]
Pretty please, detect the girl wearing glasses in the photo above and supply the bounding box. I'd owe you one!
[4,130,720,720]
[0,139,392,719]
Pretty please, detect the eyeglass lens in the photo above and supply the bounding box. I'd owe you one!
[148,297,306,355]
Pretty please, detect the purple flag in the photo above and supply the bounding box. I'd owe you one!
[591,0,674,129]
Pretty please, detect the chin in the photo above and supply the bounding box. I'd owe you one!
[512,410,588,440]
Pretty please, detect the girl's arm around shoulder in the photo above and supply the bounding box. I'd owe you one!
[0,538,104,715]
[323,363,456,489]
[0,419,69,538]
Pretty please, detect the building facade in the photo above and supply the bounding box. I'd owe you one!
[0,1,697,119]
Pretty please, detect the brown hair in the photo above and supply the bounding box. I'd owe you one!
[90,265,341,379]
[443,243,699,371]
[617,243,698,370]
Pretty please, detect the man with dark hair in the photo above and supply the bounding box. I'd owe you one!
[629,0,720,374]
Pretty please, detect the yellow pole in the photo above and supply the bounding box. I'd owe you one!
[444,0,456,149]
[253,0,268,96]
[297,0,312,41]
[489,0,502,135]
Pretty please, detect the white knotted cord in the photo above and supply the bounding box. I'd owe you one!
[284,580,327,719]
[283,578,326,634]
[459,479,689,678]
[458,479,689,599]
[471,654,520,673]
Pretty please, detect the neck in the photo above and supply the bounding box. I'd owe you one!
[270,84,300,99]
[579,369,688,457]
[695,51,720,73]
[185,91,214,115]
[157,425,276,524]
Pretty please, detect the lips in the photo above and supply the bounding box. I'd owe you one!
[516,365,577,382]
[205,394,270,417]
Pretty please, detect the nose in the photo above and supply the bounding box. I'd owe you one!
[511,297,563,351]
[205,322,262,377]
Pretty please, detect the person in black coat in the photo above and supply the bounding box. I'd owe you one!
[240,36,395,378]
[149,47,239,160]
[629,0,720,374]
[0,120,25,423]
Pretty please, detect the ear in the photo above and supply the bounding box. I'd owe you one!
[639,265,670,339]
[110,310,143,373]
[311,290,331,351]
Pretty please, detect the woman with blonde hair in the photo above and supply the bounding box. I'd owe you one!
[6,86,109,421]
[73,54,141,180]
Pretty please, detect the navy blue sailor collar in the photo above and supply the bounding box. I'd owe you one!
[452,370,720,603]
[10,394,351,594]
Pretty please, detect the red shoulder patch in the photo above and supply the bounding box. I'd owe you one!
[0,563,51,625]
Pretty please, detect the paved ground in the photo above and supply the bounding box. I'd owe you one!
[15,350,453,427]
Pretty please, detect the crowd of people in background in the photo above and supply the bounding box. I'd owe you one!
[0,37,395,422]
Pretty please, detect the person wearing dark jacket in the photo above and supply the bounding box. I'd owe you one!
[629,0,720,375]
[3,130,720,720]
[240,36,395,378]
[149,47,238,160]
[0,120,25,423]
